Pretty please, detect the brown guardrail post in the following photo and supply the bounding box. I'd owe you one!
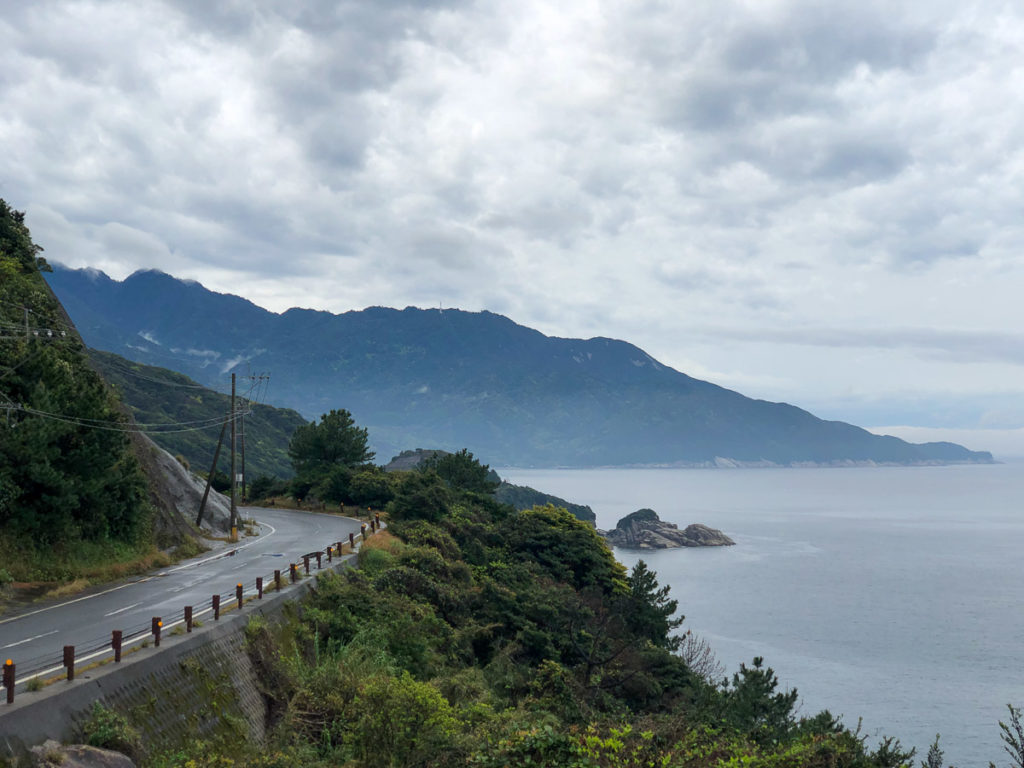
[316,551,322,569]
[327,546,333,563]
[361,523,367,539]
[185,606,193,633]
[152,617,162,647]
[212,594,221,621]
[236,583,243,610]
[349,532,355,549]
[275,569,282,589]
[290,563,297,583]
[257,576,263,599]
[303,555,310,574]
[112,630,123,661]
[63,645,75,681]
[3,659,14,703]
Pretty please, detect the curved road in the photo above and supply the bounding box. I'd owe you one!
[0,507,364,685]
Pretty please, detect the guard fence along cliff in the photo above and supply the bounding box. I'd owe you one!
[0,513,382,704]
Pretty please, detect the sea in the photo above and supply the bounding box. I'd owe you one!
[499,462,1024,768]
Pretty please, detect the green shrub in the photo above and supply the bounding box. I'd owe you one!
[387,471,452,523]
[348,468,395,508]
[350,671,458,767]
[82,703,140,759]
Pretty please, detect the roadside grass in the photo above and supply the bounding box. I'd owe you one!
[359,529,400,554]
[0,538,177,604]
[44,578,90,600]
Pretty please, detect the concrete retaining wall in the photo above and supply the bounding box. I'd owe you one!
[0,554,357,761]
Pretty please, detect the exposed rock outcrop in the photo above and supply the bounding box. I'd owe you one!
[383,448,450,471]
[31,740,136,768]
[132,433,232,536]
[602,508,734,549]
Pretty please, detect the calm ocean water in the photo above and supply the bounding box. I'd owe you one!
[500,463,1024,767]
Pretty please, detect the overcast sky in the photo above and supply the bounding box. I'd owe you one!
[4,0,1024,455]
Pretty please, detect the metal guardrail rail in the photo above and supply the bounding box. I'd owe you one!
[1,514,382,704]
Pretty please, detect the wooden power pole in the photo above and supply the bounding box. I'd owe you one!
[229,372,237,541]
[196,415,228,528]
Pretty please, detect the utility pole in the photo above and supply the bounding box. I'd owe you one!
[196,413,229,527]
[230,372,238,542]
[240,411,247,502]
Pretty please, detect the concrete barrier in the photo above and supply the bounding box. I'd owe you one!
[0,550,360,760]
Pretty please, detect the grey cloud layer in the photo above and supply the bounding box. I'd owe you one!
[3,0,1024,431]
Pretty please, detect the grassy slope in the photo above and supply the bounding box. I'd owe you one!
[87,349,307,479]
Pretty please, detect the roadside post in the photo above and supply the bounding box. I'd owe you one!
[3,659,14,703]
[236,583,243,610]
[152,617,162,647]
[185,606,193,633]
[213,594,221,621]
[257,577,263,599]
[112,630,123,661]
[63,646,75,681]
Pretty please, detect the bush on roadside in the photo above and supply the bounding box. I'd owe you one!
[81,703,141,760]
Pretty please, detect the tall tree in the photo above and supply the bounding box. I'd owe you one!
[288,409,374,480]
[419,448,498,494]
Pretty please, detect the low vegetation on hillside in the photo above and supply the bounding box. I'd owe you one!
[150,452,921,767]
[88,349,307,480]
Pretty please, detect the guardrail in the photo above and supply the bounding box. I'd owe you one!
[1,513,382,704]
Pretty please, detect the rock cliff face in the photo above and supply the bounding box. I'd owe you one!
[602,509,735,549]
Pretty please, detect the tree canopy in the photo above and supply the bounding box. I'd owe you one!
[288,409,374,476]
[418,448,499,494]
[0,199,151,579]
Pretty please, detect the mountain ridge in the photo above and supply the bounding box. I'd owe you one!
[45,264,994,468]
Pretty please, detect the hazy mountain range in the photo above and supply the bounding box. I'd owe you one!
[46,265,993,467]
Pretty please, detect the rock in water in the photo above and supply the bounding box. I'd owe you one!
[603,509,734,549]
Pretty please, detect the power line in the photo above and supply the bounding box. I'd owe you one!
[93,354,208,390]
[0,403,250,434]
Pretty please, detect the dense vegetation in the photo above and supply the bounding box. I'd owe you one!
[495,479,597,523]
[0,201,153,580]
[88,349,307,479]
[148,459,920,768]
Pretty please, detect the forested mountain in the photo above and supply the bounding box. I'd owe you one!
[88,349,307,479]
[46,265,993,468]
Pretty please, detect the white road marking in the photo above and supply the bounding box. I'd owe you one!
[2,629,58,649]
[0,578,152,627]
[103,602,141,617]
[159,521,277,575]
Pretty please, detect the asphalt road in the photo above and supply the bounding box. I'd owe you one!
[0,506,364,685]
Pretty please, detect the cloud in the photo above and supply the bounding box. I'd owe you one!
[687,326,1024,367]
[4,0,1024,433]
